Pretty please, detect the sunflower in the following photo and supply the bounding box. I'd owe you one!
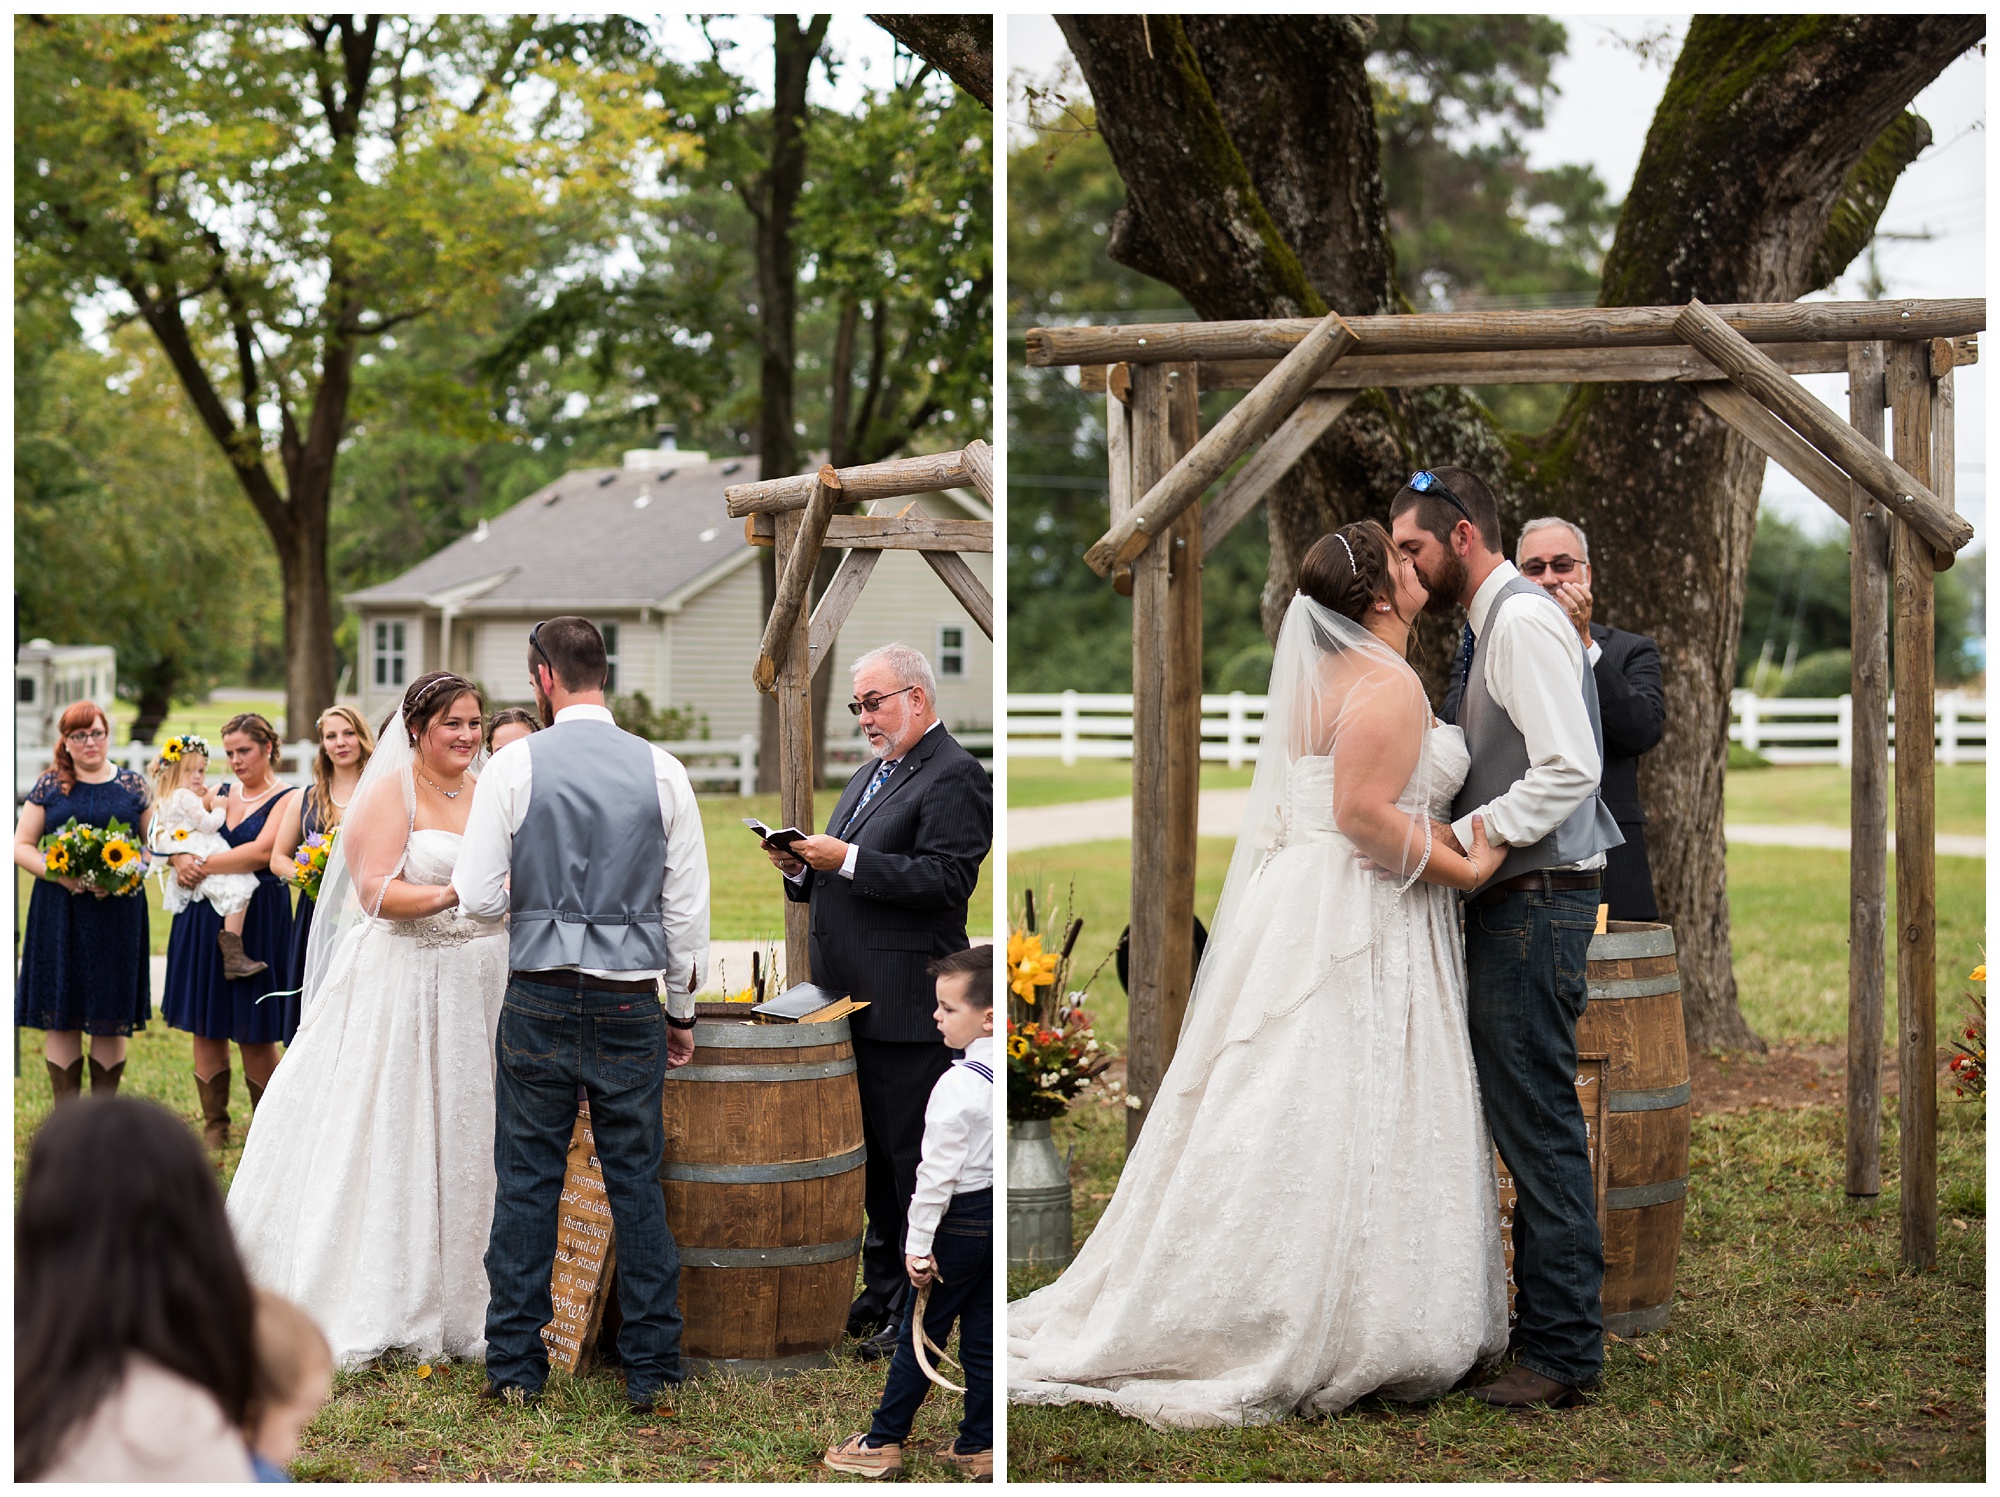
[1007,1033,1030,1060]
[1007,930,1058,1004]
[1973,965,1986,984]
[44,846,70,875]
[160,740,182,763]
[172,828,191,842]
[102,839,138,872]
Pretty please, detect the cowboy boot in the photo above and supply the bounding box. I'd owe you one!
[218,929,269,981]
[195,1067,232,1151]
[87,1055,126,1097]
[45,1057,84,1107]
[246,1074,266,1114]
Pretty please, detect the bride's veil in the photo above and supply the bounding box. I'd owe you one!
[296,707,424,1029]
[1170,590,1441,1093]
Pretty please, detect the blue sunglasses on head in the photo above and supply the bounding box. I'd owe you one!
[1407,469,1476,529]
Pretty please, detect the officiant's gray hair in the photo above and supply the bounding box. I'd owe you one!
[853,642,937,702]
[1516,516,1590,566]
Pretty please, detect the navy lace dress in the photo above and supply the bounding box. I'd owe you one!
[15,769,153,1035]
[161,785,300,1045]
[281,795,325,995]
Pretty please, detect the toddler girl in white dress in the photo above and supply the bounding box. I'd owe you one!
[149,736,269,980]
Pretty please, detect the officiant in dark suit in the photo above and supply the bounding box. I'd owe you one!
[763,642,992,1358]
[1462,517,1664,921]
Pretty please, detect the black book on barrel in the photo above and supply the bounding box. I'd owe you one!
[751,981,859,1024]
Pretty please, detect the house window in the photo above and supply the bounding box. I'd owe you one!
[17,677,34,705]
[373,621,408,689]
[936,625,966,679]
[597,621,620,694]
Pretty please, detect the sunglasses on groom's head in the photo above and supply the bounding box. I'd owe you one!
[1406,469,1477,530]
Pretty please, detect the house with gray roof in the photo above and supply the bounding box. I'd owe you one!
[343,442,992,759]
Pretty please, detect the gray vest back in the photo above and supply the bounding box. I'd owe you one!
[1452,575,1624,886]
[509,718,670,972]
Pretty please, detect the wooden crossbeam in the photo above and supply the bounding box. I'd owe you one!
[806,548,881,680]
[1675,300,1972,562]
[1085,310,1357,576]
[920,550,993,639]
[744,514,994,552]
[1079,341,1853,392]
[1691,383,1851,524]
[961,438,993,503]
[726,448,973,516]
[753,468,840,696]
[1029,298,1985,367]
[1201,392,1359,559]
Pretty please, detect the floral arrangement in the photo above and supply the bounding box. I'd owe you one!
[157,733,210,764]
[286,829,335,902]
[40,817,146,896]
[1006,885,1119,1122]
[1948,963,1984,1099]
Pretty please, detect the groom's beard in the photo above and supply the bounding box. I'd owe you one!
[1420,549,1469,615]
[533,685,555,727]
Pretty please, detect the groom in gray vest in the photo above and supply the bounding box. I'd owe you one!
[454,616,711,1413]
[1391,468,1623,1411]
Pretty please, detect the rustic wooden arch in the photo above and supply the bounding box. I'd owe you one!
[725,442,995,987]
[1025,299,1982,1270]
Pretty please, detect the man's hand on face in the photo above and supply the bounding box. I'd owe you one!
[1551,579,1593,644]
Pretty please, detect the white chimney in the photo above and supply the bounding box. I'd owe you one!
[624,420,708,471]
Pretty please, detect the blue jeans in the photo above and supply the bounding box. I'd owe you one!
[483,977,682,1400]
[1464,884,1605,1388]
[865,1188,991,1451]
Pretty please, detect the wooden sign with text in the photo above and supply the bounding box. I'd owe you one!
[542,1107,618,1374]
[1495,1053,1610,1327]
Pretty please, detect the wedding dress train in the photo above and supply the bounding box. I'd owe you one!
[228,829,508,1367]
[1007,725,1508,1427]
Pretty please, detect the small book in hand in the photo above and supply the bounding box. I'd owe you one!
[742,817,807,852]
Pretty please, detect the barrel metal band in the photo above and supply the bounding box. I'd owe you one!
[692,1020,852,1049]
[672,1058,857,1083]
[661,1145,866,1185]
[1588,973,1684,1002]
[1587,926,1678,960]
[1608,1081,1692,1113]
[1605,1175,1689,1210]
[680,1235,865,1269]
[1603,1301,1674,1339]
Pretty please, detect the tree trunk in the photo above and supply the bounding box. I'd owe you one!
[1066,13,1980,1051]
[868,15,991,108]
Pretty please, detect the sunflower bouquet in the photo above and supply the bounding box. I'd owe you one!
[286,829,336,903]
[40,817,146,896]
[1006,885,1118,1122]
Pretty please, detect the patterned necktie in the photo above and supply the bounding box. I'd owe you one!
[844,757,899,833]
[1451,622,1477,711]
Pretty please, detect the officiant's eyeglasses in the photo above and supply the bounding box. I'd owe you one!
[1519,555,1584,578]
[1406,469,1476,529]
[847,686,915,716]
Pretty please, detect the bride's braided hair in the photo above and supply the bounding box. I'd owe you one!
[399,671,484,747]
[1298,520,1397,624]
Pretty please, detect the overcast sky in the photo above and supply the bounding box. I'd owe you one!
[1004,15,1985,548]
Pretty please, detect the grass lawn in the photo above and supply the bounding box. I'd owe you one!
[1724,763,1985,839]
[1006,759,1257,809]
[1009,1095,1985,1481]
[13,1022,980,1484]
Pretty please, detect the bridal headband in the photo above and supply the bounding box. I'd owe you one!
[1336,532,1357,572]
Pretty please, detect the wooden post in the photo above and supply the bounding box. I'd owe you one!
[1887,341,1938,1270]
[1163,362,1202,1072]
[1106,365,1134,596]
[773,508,815,988]
[1125,361,1176,1150]
[754,468,841,694]
[1845,341,1889,1200]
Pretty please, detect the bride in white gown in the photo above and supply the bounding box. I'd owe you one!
[229,672,508,1368]
[1009,522,1512,1428]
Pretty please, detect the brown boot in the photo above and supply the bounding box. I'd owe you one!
[46,1057,84,1106]
[218,929,269,981]
[87,1055,126,1097]
[195,1067,232,1151]
[246,1075,266,1113]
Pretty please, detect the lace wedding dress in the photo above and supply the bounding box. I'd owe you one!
[228,829,509,1368]
[1008,723,1508,1427]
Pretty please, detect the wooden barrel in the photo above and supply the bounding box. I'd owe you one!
[659,1013,866,1376]
[1576,921,1689,1338]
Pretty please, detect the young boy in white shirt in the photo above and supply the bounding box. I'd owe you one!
[825,946,993,1480]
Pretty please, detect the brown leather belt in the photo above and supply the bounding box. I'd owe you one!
[1472,871,1603,907]
[510,968,660,996]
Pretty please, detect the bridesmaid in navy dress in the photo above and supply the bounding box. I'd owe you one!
[12,702,154,1104]
[160,713,297,1151]
[267,705,375,995]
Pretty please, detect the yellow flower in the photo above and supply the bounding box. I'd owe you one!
[44,847,70,875]
[1007,930,1058,1004]
[1008,1034,1030,1060]
[173,828,190,842]
[1973,965,1987,984]
[161,740,182,763]
[726,986,757,1004]
[102,839,137,871]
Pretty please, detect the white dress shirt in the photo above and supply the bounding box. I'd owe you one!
[1449,562,1607,870]
[904,1033,995,1257]
[787,717,945,884]
[452,704,710,1016]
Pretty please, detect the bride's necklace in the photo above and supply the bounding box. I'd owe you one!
[419,768,467,800]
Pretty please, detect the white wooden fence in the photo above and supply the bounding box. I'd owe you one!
[1006,690,1986,769]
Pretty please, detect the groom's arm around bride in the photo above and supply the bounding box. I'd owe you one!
[452,616,711,1413]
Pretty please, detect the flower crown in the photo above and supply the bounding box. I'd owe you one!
[159,734,210,764]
